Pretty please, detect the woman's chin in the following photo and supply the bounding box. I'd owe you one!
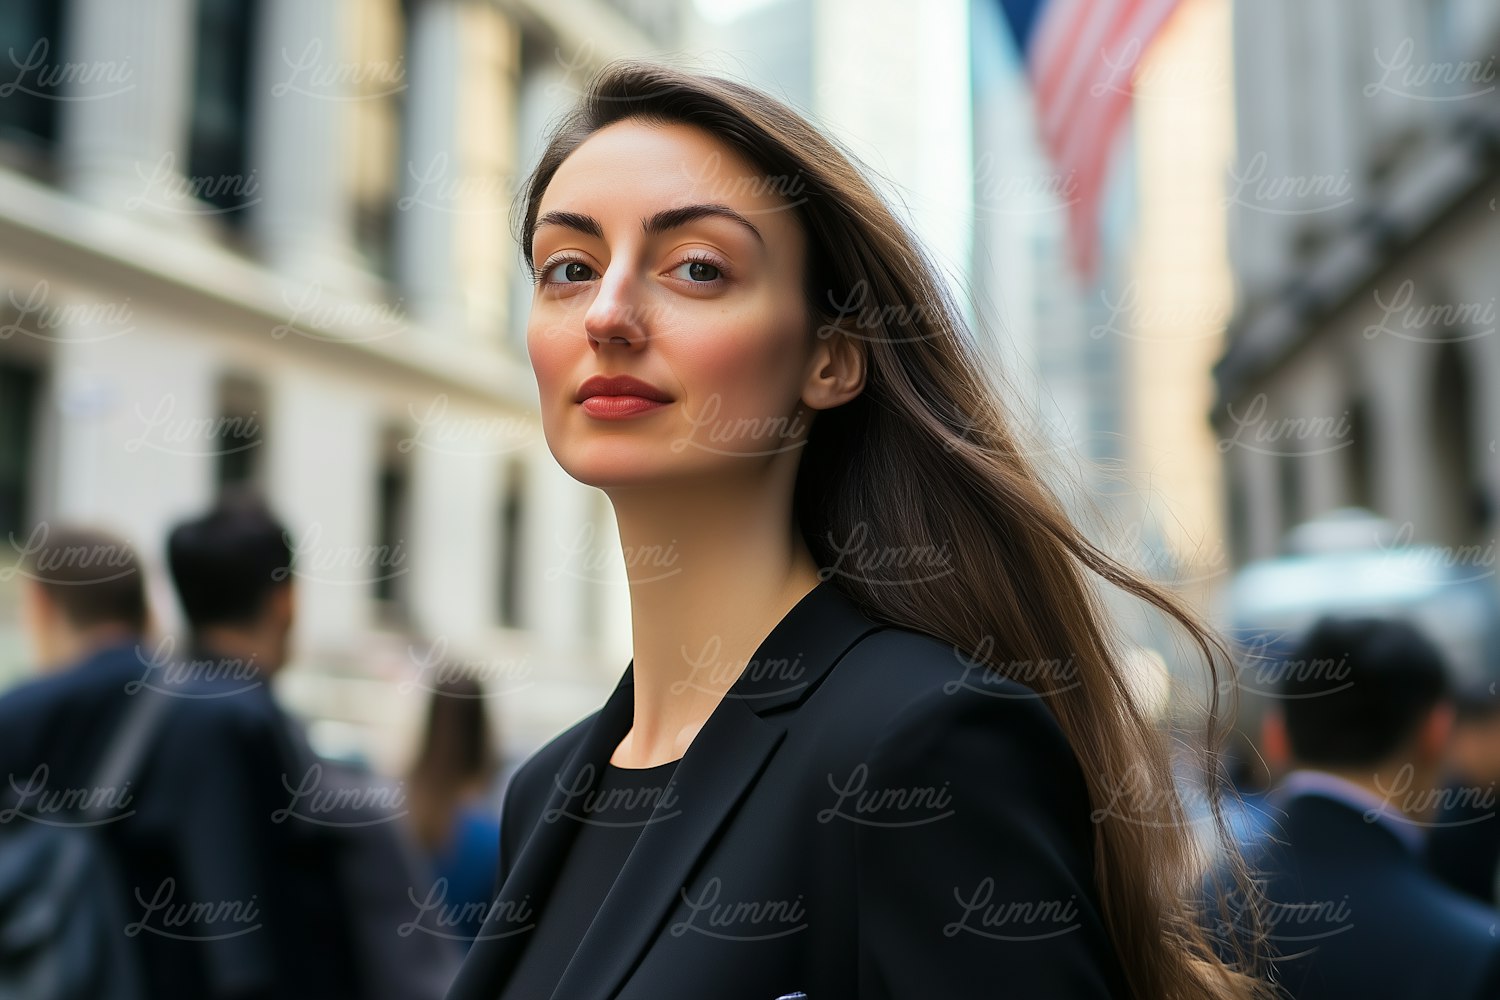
[554,451,677,491]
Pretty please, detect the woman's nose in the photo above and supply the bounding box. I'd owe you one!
[584,266,648,348]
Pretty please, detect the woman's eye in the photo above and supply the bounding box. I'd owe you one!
[542,259,596,284]
[670,259,723,283]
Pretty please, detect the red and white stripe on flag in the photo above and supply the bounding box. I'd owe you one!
[1023,0,1181,280]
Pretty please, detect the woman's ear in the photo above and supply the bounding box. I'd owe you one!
[802,322,866,411]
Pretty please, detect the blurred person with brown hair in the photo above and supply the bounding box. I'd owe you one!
[1425,681,1500,906]
[0,525,172,996]
[11,524,148,674]
[405,671,504,946]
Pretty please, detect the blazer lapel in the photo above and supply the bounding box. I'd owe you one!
[454,577,887,1000]
[552,693,783,998]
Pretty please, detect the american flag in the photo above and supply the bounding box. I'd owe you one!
[997,0,1183,280]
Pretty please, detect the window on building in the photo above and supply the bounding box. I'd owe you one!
[0,0,64,177]
[374,425,412,623]
[215,373,265,491]
[507,32,559,357]
[498,459,524,628]
[188,0,259,223]
[350,0,406,279]
[0,360,40,543]
[1224,453,1249,567]
[1344,395,1375,511]
[1278,449,1302,549]
[1431,341,1486,543]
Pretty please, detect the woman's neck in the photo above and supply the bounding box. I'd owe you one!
[604,479,824,768]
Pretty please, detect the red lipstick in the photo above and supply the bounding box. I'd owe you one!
[575,374,673,419]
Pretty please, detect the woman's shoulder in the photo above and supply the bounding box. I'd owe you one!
[825,623,1073,732]
[801,623,1088,794]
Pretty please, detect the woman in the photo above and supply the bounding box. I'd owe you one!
[446,60,1271,1000]
[406,673,504,947]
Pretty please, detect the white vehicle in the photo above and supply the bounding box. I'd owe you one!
[1218,507,1500,722]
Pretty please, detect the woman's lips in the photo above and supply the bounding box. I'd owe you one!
[579,395,670,419]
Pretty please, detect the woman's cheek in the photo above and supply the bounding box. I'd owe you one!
[526,321,572,394]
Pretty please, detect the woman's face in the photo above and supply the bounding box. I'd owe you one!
[526,119,820,489]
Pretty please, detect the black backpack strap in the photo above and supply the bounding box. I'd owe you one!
[79,687,175,825]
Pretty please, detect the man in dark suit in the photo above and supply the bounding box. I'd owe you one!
[1233,615,1500,999]
[158,490,366,1000]
[163,489,455,1000]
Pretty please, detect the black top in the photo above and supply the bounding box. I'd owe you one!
[500,756,681,1000]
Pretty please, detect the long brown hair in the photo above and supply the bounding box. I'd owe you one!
[407,672,499,852]
[517,59,1272,999]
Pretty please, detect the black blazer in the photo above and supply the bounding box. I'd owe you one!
[1425,778,1500,906]
[446,578,1130,999]
[1240,790,1500,999]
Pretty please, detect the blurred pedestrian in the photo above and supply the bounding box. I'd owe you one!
[0,525,173,997]
[1425,681,1500,906]
[1239,615,1500,999]
[165,487,456,1000]
[162,488,365,1000]
[406,672,504,946]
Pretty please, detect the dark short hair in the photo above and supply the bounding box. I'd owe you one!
[1280,615,1451,767]
[166,489,292,629]
[22,524,147,632]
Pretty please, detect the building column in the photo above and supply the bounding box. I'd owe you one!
[1303,1,1367,231]
[249,0,367,289]
[1292,350,1353,517]
[394,0,465,335]
[58,0,195,215]
[1361,332,1442,539]
[43,312,218,632]
[1365,0,1426,145]
[405,397,505,645]
[264,372,381,656]
[1232,443,1282,562]
[528,447,597,653]
[1227,0,1292,295]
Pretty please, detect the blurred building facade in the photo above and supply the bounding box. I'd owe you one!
[0,0,684,769]
[1216,0,1500,572]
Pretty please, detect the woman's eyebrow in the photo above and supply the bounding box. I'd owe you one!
[533,203,765,246]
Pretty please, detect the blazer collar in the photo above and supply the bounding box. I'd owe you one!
[453,576,887,999]
[1276,769,1426,856]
